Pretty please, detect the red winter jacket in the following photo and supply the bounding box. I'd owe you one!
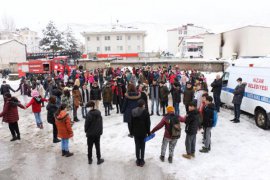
[0,98,25,123]
[26,97,47,113]
[151,113,185,139]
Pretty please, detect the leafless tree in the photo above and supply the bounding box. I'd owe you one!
[1,15,16,31]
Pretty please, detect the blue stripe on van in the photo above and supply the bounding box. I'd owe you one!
[222,87,270,104]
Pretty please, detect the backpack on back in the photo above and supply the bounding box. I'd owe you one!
[212,110,218,127]
[168,115,181,139]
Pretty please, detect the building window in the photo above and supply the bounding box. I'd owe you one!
[87,37,90,41]
[97,47,100,52]
[137,46,141,51]
[137,35,140,40]
[105,36,110,40]
[128,36,131,40]
[105,46,111,51]
[117,46,123,51]
[97,36,100,41]
[128,46,131,50]
[116,36,122,40]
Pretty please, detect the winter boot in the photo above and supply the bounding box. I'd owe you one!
[62,150,66,156]
[191,153,195,158]
[230,118,236,122]
[160,155,165,162]
[74,117,80,122]
[97,158,104,165]
[88,158,93,165]
[140,159,145,167]
[10,136,17,141]
[65,151,74,157]
[199,147,210,153]
[108,110,110,116]
[53,138,61,143]
[233,119,240,123]
[136,159,140,166]
[157,112,160,116]
[150,111,154,116]
[105,110,108,116]
[40,124,44,129]
[17,135,21,140]
[182,154,192,159]
[168,157,173,163]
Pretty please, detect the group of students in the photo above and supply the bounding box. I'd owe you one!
[0,65,219,167]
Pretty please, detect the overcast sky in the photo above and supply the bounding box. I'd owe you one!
[1,0,270,50]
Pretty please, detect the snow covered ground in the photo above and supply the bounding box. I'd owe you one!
[1,74,270,180]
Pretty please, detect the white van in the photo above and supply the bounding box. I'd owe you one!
[221,57,270,129]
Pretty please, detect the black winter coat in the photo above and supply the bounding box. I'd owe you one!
[171,85,182,103]
[131,107,151,137]
[46,103,58,124]
[121,92,141,123]
[211,79,222,94]
[85,109,103,137]
[0,84,15,95]
[232,83,246,105]
[183,87,194,105]
[90,86,101,100]
[140,91,149,112]
[16,83,30,96]
[202,103,215,128]
[159,86,169,102]
[185,110,200,135]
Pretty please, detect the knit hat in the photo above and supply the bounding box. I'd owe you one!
[166,106,175,113]
[31,90,39,97]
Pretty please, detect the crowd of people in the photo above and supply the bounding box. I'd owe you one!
[0,64,246,167]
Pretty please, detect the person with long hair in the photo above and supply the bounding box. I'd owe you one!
[55,104,74,157]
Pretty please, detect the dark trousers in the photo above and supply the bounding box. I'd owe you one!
[87,136,101,160]
[116,103,120,113]
[213,93,221,112]
[128,123,132,134]
[52,123,58,139]
[161,100,168,115]
[8,122,20,137]
[234,104,241,120]
[185,104,189,114]
[185,134,196,154]
[104,102,110,115]
[134,136,146,160]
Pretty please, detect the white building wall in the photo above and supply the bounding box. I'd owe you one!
[0,41,26,68]
[167,30,179,55]
[203,34,221,59]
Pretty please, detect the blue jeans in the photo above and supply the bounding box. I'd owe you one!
[173,102,180,116]
[34,113,42,125]
[151,98,159,113]
[61,139,69,151]
[213,93,221,112]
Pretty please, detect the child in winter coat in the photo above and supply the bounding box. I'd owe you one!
[182,102,200,159]
[183,82,194,114]
[85,101,104,165]
[0,93,25,141]
[200,96,215,153]
[151,106,185,163]
[102,82,112,116]
[55,104,74,157]
[26,90,47,129]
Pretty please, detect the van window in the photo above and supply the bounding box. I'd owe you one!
[222,72,230,87]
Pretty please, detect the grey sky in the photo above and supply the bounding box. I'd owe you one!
[1,0,270,50]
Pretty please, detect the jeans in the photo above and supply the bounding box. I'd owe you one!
[185,134,196,154]
[34,113,42,126]
[161,137,178,157]
[173,102,180,116]
[234,104,241,120]
[151,98,159,113]
[87,136,101,160]
[134,136,146,160]
[213,93,221,112]
[104,102,110,115]
[61,138,69,151]
[203,128,212,149]
[81,106,87,118]
[9,122,20,137]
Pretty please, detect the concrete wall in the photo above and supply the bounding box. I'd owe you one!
[80,60,225,72]
[167,30,179,55]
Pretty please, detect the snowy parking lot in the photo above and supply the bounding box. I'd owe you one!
[0,78,270,180]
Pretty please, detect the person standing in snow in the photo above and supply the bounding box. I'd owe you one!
[151,106,185,163]
[72,85,82,122]
[0,93,25,141]
[159,81,170,116]
[131,99,151,167]
[112,80,123,114]
[171,80,182,116]
[80,83,90,119]
[90,82,101,110]
[16,79,31,105]
[55,104,74,157]
[46,96,61,143]
[183,82,194,114]
[182,102,200,159]
[102,82,112,116]
[149,80,160,116]
[211,74,222,112]
[0,80,16,98]
[85,101,104,165]
[25,90,47,129]
[121,84,142,138]
[231,78,246,123]
[200,96,215,153]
